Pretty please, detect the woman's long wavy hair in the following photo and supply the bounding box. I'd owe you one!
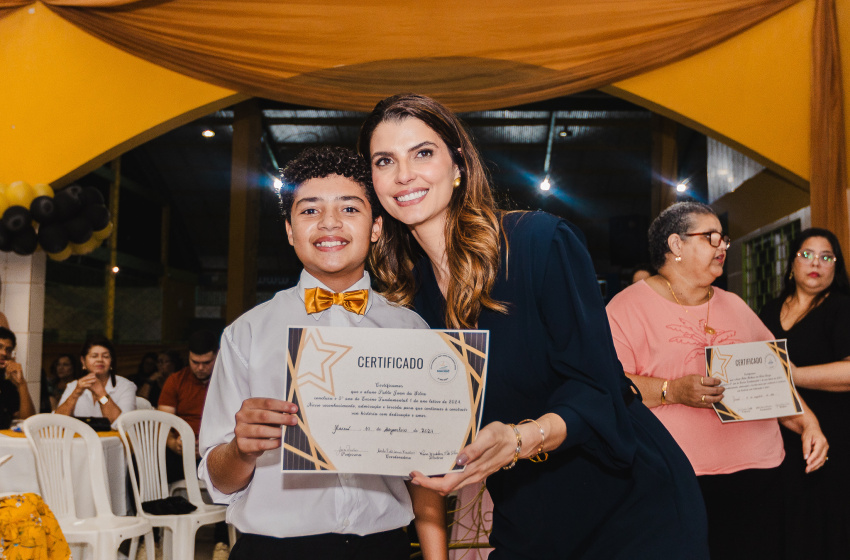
[358,94,507,329]
[778,228,850,310]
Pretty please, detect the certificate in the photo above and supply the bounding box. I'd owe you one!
[281,326,488,476]
[705,339,803,423]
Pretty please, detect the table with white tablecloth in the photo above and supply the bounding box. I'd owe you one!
[0,429,128,517]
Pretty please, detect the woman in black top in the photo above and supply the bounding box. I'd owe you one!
[759,227,850,559]
[359,93,708,559]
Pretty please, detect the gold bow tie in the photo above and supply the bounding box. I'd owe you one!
[304,287,369,315]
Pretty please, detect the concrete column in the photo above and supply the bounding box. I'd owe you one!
[0,251,46,401]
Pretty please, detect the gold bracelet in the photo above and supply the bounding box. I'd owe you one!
[518,418,549,462]
[660,379,669,405]
[501,423,522,470]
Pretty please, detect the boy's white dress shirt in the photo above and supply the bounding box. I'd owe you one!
[198,270,429,538]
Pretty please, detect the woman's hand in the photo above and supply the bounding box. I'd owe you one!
[669,375,724,408]
[73,372,97,397]
[800,423,829,474]
[409,421,517,496]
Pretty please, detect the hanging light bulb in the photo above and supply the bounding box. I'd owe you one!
[540,176,551,191]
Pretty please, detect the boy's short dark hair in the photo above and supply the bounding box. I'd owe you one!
[0,327,15,349]
[279,146,378,223]
[188,329,220,355]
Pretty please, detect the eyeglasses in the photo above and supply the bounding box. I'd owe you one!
[683,231,731,248]
[797,250,838,266]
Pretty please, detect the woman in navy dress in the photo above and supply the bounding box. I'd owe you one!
[358,93,708,559]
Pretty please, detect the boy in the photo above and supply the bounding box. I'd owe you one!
[199,146,446,560]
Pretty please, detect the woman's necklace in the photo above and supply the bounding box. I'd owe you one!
[663,278,715,335]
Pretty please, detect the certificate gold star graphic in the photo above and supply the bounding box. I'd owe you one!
[293,330,351,396]
[710,350,733,383]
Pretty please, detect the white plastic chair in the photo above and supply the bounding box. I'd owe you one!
[117,409,234,560]
[22,413,154,560]
[135,396,154,410]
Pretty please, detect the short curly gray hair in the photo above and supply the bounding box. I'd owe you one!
[647,202,716,270]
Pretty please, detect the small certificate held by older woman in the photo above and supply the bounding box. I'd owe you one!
[280,326,488,476]
[705,339,803,423]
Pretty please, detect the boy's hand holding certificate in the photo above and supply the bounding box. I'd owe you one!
[705,339,803,423]
[282,326,488,476]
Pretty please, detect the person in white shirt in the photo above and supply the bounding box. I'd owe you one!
[199,146,447,560]
[56,334,136,428]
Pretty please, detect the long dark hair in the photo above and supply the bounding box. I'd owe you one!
[778,227,850,308]
[357,93,506,328]
[50,353,80,380]
[81,334,117,386]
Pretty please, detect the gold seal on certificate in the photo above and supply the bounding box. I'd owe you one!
[705,339,803,423]
[281,326,488,476]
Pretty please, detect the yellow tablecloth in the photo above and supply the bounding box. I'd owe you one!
[0,430,119,439]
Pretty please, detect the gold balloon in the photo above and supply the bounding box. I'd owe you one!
[31,183,54,199]
[76,236,102,255]
[92,222,114,241]
[0,192,9,216]
[48,246,73,261]
[6,181,35,209]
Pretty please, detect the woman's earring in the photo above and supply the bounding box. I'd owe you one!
[453,177,461,188]
[788,271,794,280]
[675,256,682,263]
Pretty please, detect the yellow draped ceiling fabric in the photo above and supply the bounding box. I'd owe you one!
[0,0,846,256]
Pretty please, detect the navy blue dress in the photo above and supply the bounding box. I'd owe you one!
[413,212,708,559]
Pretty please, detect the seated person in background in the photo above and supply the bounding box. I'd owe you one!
[130,351,158,392]
[137,350,181,408]
[0,327,36,429]
[158,329,220,482]
[56,334,136,427]
[46,354,78,411]
[631,263,655,284]
[199,146,447,560]
[159,329,228,558]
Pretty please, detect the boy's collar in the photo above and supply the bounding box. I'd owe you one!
[297,269,373,321]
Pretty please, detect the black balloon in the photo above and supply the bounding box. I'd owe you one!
[37,223,69,253]
[82,186,105,206]
[85,204,111,231]
[30,196,57,224]
[11,225,38,256]
[2,206,31,233]
[65,215,93,244]
[53,189,83,220]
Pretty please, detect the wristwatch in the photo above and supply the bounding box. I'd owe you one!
[98,395,110,406]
